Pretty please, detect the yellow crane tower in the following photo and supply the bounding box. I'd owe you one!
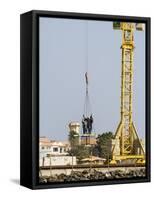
[111,22,145,164]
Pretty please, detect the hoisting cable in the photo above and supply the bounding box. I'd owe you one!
[82,21,94,138]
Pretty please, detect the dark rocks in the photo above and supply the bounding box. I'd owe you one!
[39,178,47,183]
[41,168,146,183]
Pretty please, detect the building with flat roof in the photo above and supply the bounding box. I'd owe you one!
[39,137,77,166]
[39,137,70,158]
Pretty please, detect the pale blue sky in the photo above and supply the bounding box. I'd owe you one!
[39,17,145,141]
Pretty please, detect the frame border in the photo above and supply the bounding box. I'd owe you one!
[20,10,151,189]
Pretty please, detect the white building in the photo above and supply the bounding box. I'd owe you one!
[39,137,76,166]
[68,122,80,134]
[39,137,70,159]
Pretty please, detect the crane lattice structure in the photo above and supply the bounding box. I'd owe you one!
[111,22,145,164]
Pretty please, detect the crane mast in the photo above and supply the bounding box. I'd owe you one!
[111,22,145,163]
[121,23,134,155]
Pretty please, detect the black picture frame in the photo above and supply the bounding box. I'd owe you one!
[20,10,151,189]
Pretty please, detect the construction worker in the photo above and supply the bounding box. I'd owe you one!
[89,114,93,133]
[86,117,90,133]
[84,117,89,134]
[82,115,87,134]
[86,115,93,134]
